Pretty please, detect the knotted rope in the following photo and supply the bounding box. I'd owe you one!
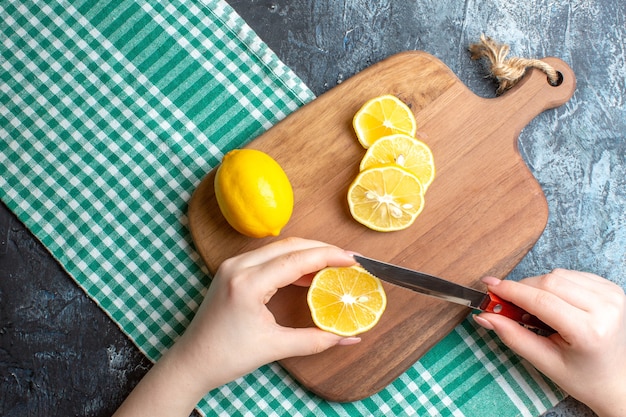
[469,34,560,95]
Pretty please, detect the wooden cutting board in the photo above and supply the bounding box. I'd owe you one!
[188,51,575,402]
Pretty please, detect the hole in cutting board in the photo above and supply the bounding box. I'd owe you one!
[549,71,564,87]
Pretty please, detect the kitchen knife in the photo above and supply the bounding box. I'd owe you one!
[354,255,555,333]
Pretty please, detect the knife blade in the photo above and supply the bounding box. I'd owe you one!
[353,255,554,333]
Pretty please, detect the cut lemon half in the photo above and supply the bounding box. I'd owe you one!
[353,95,417,148]
[347,165,425,232]
[360,134,435,191]
[307,265,387,336]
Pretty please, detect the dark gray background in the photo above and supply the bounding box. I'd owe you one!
[2,0,624,416]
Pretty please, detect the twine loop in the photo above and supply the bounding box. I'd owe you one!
[469,34,560,95]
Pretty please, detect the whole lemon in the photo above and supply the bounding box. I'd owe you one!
[214,149,294,238]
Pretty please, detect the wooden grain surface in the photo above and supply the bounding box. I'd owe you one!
[188,51,576,402]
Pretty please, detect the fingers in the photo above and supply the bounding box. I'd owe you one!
[515,271,598,312]
[482,276,586,336]
[521,269,614,293]
[217,237,342,282]
[474,313,565,376]
[252,244,356,290]
[216,238,357,298]
[226,237,333,270]
[271,327,361,360]
[480,269,624,347]
[519,269,617,310]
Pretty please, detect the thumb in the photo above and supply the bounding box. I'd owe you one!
[474,313,562,375]
[273,327,361,359]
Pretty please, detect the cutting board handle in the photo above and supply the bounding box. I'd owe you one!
[490,57,576,135]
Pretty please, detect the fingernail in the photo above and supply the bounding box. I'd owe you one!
[337,337,361,346]
[345,250,363,258]
[473,315,495,330]
[481,276,501,287]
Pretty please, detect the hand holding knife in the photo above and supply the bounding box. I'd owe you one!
[354,255,555,334]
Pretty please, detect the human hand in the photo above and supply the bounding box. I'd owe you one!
[114,237,360,417]
[177,237,361,388]
[474,269,626,417]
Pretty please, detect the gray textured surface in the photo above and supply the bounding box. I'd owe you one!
[0,207,152,416]
[1,0,624,416]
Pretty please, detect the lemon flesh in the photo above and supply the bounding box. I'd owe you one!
[347,165,424,232]
[215,149,293,238]
[353,94,417,148]
[307,265,387,336]
[360,133,435,192]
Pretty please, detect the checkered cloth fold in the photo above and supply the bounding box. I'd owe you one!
[0,0,564,415]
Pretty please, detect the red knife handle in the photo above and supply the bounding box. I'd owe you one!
[482,292,556,334]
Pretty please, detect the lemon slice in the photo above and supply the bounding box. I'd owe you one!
[353,95,417,148]
[347,165,425,232]
[360,133,435,191]
[307,265,387,336]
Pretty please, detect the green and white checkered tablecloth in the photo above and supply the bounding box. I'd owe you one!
[0,0,565,415]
